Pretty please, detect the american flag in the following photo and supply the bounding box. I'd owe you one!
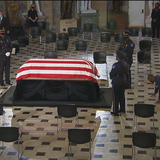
[16,58,100,82]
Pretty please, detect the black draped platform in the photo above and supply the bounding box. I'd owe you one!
[13,80,102,102]
[0,84,112,110]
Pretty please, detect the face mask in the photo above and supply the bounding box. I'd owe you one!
[156,6,159,9]
[0,15,2,18]
[32,7,34,9]
[123,36,128,40]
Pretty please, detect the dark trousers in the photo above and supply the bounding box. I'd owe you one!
[0,54,10,84]
[112,76,127,114]
[127,63,132,88]
[152,21,159,38]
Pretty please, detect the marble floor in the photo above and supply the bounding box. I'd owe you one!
[0,32,160,160]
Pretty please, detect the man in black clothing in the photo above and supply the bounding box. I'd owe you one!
[110,50,128,116]
[151,3,160,38]
[0,31,12,86]
[118,30,135,88]
[0,11,9,35]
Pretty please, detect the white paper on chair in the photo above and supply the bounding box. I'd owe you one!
[12,48,16,55]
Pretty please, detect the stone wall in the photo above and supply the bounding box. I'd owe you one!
[52,1,61,30]
[40,1,53,30]
[92,1,107,31]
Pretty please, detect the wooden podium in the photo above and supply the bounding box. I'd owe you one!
[56,18,78,33]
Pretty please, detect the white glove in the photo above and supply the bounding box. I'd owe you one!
[5,52,10,57]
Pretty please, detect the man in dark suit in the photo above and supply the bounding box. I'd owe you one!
[0,11,9,35]
[151,3,160,38]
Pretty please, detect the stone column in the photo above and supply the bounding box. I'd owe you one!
[52,1,61,30]
[0,1,6,16]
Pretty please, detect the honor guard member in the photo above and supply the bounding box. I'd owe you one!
[110,50,128,116]
[148,74,160,104]
[0,30,12,86]
[118,30,135,88]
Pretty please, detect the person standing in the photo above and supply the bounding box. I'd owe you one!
[151,3,160,38]
[0,11,10,35]
[118,30,135,88]
[110,50,128,116]
[148,74,160,104]
[0,31,12,86]
[28,4,38,34]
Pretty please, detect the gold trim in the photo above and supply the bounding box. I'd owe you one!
[129,26,143,28]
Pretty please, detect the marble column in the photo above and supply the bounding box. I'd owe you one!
[0,1,6,16]
[53,1,61,29]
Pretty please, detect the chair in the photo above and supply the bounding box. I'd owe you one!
[93,51,107,78]
[0,127,21,159]
[38,21,46,30]
[57,106,78,133]
[133,104,155,131]
[68,27,78,37]
[44,50,57,58]
[68,128,91,160]
[137,51,151,73]
[93,51,107,63]
[44,32,57,51]
[114,32,123,43]
[31,27,42,44]
[18,36,29,47]
[11,43,19,55]
[142,27,152,38]
[18,36,29,53]
[83,23,93,39]
[56,40,68,57]
[132,132,156,160]
[105,21,117,34]
[58,33,69,41]
[75,40,87,59]
[38,21,46,37]
[128,27,139,44]
[100,32,111,43]
[129,27,139,36]
[139,40,152,51]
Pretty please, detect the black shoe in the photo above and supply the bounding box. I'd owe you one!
[118,110,125,113]
[0,83,5,86]
[111,112,120,116]
[6,82,12,85]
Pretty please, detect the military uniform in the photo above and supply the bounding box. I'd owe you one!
[110,51,128,116]
[0,34,12,85]
[119,36,135,88]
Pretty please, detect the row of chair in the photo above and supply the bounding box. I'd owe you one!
[100,31,152,44]
[0,105,92,160]
[0,103,156,160]
[132,103,156,159]
[0,127,92,160]
[137,39,152,73]
[105,21,152,37]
